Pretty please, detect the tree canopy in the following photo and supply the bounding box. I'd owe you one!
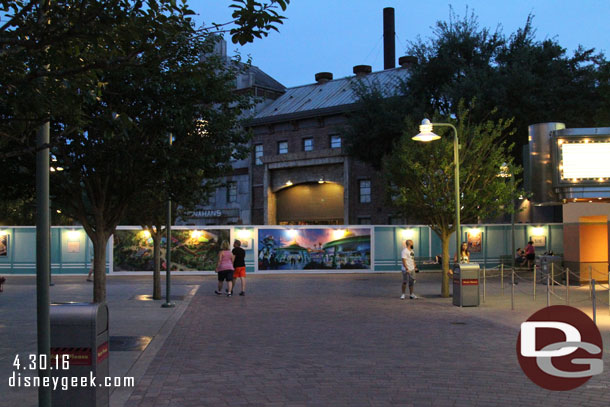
[0,0,290,301]
[385,105,520,296]
[345,10,608,168]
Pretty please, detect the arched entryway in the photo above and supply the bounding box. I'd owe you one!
[276,182,344,225]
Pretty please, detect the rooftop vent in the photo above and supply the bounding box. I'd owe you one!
[398,56,417,69]
[315,72,333,84]
[353,65,372,77]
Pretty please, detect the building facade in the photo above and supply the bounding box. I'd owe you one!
[180,38,285,226]
[247,64,411,225]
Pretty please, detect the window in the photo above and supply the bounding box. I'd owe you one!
[303,138,313,152]
[207,190,216,206]
[254,144,263,165]
[357,217,371,225]
[359,180,371,203]
[330,135,341,149]
[227,182,237,203]
[278,141,288,154]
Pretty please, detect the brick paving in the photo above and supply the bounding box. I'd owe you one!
[124,273,610,407]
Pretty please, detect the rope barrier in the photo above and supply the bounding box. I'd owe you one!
[549,290,564,300]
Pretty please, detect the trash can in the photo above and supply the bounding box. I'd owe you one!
[539,255,562,282]
[453,263,480,307]
[50,302,109,407]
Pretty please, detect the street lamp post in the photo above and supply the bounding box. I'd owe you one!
[499,164,516,273]
[413,119,461,263]
[162,133,175,308]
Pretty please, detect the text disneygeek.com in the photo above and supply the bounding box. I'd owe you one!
[9,372,135,391]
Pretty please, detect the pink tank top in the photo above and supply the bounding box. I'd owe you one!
[217,250,234,271]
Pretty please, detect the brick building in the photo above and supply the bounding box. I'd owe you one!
[247,63,411,225]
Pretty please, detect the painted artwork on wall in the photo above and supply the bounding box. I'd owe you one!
[530,235,547,247]
[113,229,229,271]
[466,231,482,253]
[0,234,8,257]
[258,228,371,271]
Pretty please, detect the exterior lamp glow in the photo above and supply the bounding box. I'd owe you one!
[468,228,481,237]
[532,227,545,236]
[236,229,252,240]
[67,229,80,240]
[401,229,415,239]
[285,180,293,187]
[412,119,441,142]
[412,118,461,268]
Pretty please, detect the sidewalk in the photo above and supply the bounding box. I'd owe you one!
[0,275,202,407]
[1,272,609,407]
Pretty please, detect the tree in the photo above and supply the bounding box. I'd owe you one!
[0,0,290,147]
[0,0,290,302]
[345,9,606,167]
[385,105,520,297]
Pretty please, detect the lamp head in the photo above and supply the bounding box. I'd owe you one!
[412,118,441,142]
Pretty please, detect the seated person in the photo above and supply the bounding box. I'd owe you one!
[514,248,526,268]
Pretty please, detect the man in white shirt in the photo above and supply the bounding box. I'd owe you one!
[400,239,418,299]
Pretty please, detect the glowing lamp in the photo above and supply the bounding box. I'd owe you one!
[401,229,415,239]
[67,229,80,240]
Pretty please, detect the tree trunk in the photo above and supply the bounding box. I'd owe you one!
[92,233,108,303]
[441,232,451,298]
[152,232,161,300]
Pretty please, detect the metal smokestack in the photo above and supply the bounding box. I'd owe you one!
[383,7,395,69]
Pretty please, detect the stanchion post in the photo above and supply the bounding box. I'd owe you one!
[551,262,554,292]
[589,266,593,299]
[501,263,504,294]
[566,267,570,305]
[483,267,486,303]
[547,273,550,307]
[591,280,597,325]
[533,265,536,301]
[511,269,515,311]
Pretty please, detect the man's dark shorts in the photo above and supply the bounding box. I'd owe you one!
[218,270,234,282]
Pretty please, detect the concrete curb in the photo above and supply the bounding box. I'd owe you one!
[109,284,200,407]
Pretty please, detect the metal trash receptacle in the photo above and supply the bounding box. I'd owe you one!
[51,302,109,407]
[540,255,562,281]
[453,263,480,307]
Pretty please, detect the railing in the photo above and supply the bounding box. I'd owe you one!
[479,261,610,325]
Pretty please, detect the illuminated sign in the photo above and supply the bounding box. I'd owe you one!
[559,140,610,181]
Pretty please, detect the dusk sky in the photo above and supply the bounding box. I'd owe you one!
[197,1,609,88]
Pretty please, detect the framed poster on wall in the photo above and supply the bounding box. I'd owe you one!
[258,228,371,271]
[0,234,7,256]
[530,235,546,247]
[466,231,482,253]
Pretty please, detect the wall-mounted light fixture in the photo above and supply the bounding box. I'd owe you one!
[401,229,415,239]
[67,229,81,240]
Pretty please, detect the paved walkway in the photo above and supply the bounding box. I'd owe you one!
[1,272,609,407]
[124,273,609,407]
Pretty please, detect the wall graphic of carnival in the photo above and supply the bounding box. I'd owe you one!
[258,228,371,271]
[113,229,229,271]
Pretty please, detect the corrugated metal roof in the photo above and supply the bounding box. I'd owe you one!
[252,68,409,121]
